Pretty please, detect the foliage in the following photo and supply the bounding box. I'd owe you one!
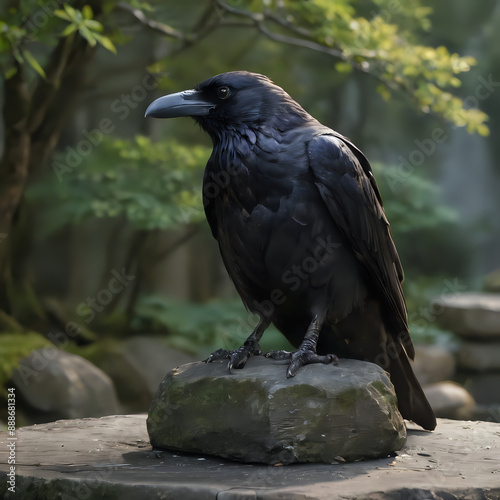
[373,162,457,234]
[132,295,294,357]
[54,4,116,54]
[26,137,458,246]
[237,0,489,134]
[0,331,50,399]
[25,135,209,234]
[1,1,484,130]
[0,1,115,81]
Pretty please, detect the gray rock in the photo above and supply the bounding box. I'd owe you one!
[147,357,406,464]
[457,340,500,371]
[455,371,500,405]
[432,292,500,338]
[2,415,500,500]
[423,381,475,419]
[470,404,500,423]
[79,337,196,412]
[412,345,456,385]
[122,336,196,395]
[483,268,500,293]
[12,348,120,422]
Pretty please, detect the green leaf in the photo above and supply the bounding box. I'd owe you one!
[5,66,18,79]
[83,20,103,32]
[61,23,78,37]
[93,33,117,54]
[54,9,72,21]
[335,61,353,74]
[22,50,46,79]
[78,26,97,46]
[63,4,79,22]
[82,5,93,20]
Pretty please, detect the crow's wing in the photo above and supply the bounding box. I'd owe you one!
[308,133,413,358]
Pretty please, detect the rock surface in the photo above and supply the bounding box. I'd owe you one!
[432,292,500,338]
[11,348,120,422]
[148,357,406,464]
[457,340,500,371]
[80,337,195,412]
[1,414,499,500]
[484,268,500,293]
[455,371,500,405]
[412,344,456,385]
[423,381,475,419]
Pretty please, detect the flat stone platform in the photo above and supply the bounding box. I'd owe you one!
[0,414,499,499]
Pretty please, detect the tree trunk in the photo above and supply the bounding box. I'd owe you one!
[0,32,96,327]
[0,63,31,314]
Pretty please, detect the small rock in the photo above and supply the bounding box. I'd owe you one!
[431,293,500,338]
[470,404,500,423]
[455,371,500,405]
[12,348,120,422]
[122,337,196,396]
[412,345,455,385]
[483,268,500,293]
[423,381,475,420]
[456,340,500,372]
[77,337,195,412]
[148,357,407,464]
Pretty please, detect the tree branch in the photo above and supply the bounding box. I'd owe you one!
[116,2,186,40]
[214,0,344,60]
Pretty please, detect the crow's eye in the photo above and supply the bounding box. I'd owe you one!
[217,86,230,99]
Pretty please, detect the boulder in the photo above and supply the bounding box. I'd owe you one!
[75,337,196,412]
[431,292,500,338]
[423,381,475,419]
[483,268,500,293]
[121,337,196,395]
[147,356,406,464]
[456,340,500,371]
[12,348,120,423]
[455,371,500,405]
[412,345,456,385]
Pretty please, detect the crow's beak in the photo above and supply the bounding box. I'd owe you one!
[145,90,214,118]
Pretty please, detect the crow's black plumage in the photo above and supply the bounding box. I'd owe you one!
[145,71,436,431]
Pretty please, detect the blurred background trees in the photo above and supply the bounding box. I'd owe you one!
[1,0,499,362]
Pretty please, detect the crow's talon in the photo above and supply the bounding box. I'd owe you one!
[286,350,338,378]
[206,343,262,370]
[205,348,233,363]
[265,349,293,360]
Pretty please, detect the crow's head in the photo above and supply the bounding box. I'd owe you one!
[145,71,311,138]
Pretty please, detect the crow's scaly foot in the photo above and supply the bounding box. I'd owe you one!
[205,341,262,371]
[286,349,338,378]
[267,348,337,378]
[265,349,293,361]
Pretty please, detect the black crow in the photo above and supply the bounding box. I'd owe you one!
[145,71,436,431]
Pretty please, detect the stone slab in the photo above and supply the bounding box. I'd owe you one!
[1,415,499,499]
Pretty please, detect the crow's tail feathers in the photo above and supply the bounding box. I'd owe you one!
[389,343,437,431]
